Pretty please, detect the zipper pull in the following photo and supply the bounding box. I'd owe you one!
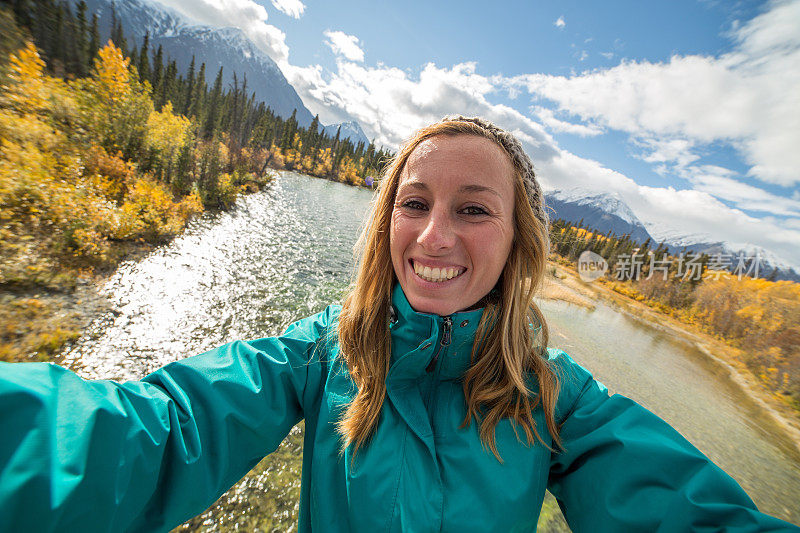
[441,316,452,346]
[426,317,452,372]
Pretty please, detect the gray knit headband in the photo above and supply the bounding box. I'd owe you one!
[438,115,548,230]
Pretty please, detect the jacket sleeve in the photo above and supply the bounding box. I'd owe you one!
[0,306,336,533]
[546,349,799,532]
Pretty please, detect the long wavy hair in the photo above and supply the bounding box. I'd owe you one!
[336,118,560,460]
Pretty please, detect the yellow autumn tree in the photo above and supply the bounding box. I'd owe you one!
[313,147,334,176]
[144,101,193,181]
[76,41,153,159]
[1,42,48,114]
[336,155,359,184]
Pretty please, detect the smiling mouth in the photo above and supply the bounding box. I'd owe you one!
[412,260,465,283]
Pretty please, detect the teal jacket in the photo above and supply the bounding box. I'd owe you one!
[0,284,797,532]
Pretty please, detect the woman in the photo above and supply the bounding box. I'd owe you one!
[0,117,796,532]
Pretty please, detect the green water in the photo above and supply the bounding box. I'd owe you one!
[61,171,798,530]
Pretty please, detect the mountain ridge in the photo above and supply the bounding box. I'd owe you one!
[322,121,371,146]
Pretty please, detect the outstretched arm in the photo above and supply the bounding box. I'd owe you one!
[547,350,799,532]
[0,307,334,532]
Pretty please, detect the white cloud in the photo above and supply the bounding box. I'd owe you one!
[532,106,604,137]
[285,60,559,160]
[632,186,800,257]
[685,166,800,216]
[270,0,305,18]
[555,16,565,29]
[154,0,290,64]
[510,0,800,187]
[634,137,700,169]
[600,51,614,60]
[323,30,365,62]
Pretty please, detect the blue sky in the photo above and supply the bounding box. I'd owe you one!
[159,0,800,268]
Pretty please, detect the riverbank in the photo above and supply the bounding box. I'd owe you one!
[0,241,156,364]
[540,260,800,451]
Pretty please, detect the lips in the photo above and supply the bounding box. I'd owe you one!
[412,259,465,283]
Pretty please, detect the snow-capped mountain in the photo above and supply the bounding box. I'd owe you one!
[644,224,800,281]
[546,188,654,245]
[322,121,371,146]
[71,0,315,126]
[644,226,718,249]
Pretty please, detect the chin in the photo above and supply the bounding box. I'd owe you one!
[406,293,471,316]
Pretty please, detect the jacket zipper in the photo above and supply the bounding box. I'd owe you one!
[425,316,452,373]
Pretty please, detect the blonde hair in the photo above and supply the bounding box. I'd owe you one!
[336,118,560,459]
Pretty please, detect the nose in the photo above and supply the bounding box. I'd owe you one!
[417,207,455,251]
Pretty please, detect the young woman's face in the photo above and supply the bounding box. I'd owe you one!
[390,134,516,316]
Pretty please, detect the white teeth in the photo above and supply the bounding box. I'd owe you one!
[412,261,463,282]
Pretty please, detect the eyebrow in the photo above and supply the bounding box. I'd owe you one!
[401,180,501,198]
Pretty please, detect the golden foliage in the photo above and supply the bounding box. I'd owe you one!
[145,101,193,174]
[1,42,48,113]
[116,178,203,241]
[0,41,204,288]
[76,41,153,158]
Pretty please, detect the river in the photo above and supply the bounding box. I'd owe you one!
[60,171,800,530]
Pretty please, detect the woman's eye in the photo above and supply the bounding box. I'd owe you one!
[402,200,427,210]
[461,206,488,216]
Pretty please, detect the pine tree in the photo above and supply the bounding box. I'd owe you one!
[0,5,29,70]
[138,31,150,84]
[74,0,89,76]
[51,2,65,73]
[182,55,195,115]
[151,44,163,90]
[227,71,240,144]
[88,13,100,61]
[10,0,33,31]
[156,58,177,109]
[109,3,127,55]
[308,114,320,163]
[203,66,223,138]
[188,61,206,119]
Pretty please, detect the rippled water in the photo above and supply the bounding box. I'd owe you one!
[63,171,368,380]
[61,171,799,529]
[543,299,800,523]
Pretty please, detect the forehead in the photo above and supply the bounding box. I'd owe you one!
[401,135,515,190]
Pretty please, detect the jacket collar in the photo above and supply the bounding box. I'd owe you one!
[387,283,486,382]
